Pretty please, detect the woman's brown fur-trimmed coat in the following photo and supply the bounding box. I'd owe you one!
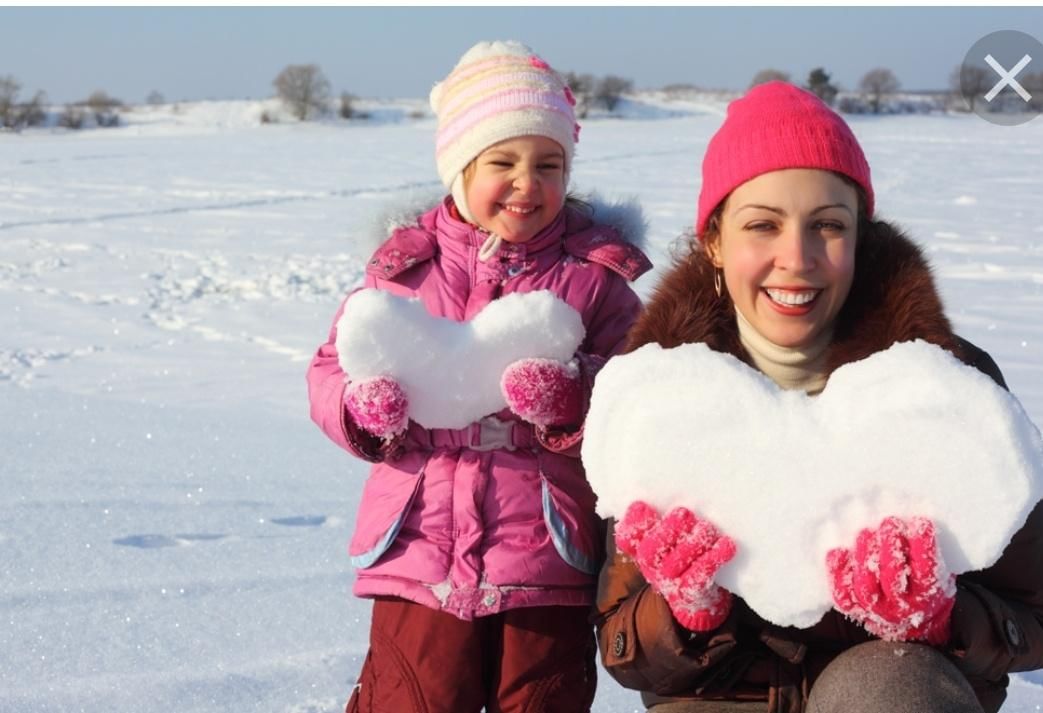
[594,221,1043,713]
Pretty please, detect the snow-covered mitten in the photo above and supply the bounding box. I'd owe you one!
[343,375,409,440]
[616,501,737,632]
[826,515,955,645]
[500,357,582,428]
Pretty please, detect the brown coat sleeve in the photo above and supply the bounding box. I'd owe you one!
[948,499,1043,681]
[594,518,746,695]
[944,340,1043,683]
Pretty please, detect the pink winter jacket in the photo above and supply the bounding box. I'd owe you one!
[307,197,650,620]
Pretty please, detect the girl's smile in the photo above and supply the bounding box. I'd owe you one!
[463,135,566,244]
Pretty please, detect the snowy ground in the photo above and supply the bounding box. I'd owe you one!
[2,99,1043,712]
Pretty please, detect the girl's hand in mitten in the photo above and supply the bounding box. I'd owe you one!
[827,516,955,645]
[500,358,582,428]
[343,375,409,440]
[616,501,737,632]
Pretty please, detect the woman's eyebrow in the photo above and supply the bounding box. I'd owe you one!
[732,203,855,216]
[734,203,785,216]
[811,204,855,216]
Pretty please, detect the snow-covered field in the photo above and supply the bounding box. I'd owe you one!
[3,99,1043,712]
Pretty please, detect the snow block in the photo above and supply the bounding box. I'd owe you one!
[336,289,585,429]
[582,340,1043,628]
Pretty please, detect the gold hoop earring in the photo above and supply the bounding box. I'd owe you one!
[714,269,723,298]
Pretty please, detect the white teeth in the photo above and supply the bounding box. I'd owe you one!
[502,205,536,215]
[765,288,819,306]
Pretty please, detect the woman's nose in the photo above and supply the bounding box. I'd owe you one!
[775,225,815,272]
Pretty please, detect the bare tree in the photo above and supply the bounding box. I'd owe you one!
[146,90,166,106]
[859,68,900,114]
[339,92,355,119]
[806,67,838,106]
[58,104,86,129]
[273,64,331,121]
[17,91,47,127]
[564,71,595,118]
[950,64,994,112]
[595,75,633,112]
[85,90,122,127]
[1,78,48,129]
[750,69,791,88]
[86,90,120,108]
[0,75,21,128]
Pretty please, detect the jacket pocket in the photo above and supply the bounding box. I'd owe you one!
[539,460,600,575]
[349,456,425,569]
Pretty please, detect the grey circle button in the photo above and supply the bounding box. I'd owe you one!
[960,30,1043,125]
[613,631,626,657]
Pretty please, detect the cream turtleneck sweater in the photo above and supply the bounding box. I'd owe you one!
[735,308,831,395]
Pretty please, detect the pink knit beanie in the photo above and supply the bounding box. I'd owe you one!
[430,40,578,223]
[696,81,874,237]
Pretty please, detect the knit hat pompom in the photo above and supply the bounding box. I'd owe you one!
[431,40,579,222]
[696,81,874,238]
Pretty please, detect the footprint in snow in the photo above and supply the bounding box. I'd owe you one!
[113,533,227,548]
[270,515,327,527]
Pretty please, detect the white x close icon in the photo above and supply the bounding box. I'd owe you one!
[984,53,1033,102]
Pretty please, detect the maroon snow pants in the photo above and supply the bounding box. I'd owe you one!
[344,596,597,713]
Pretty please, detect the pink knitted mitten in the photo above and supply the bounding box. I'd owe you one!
[616,501,737,632]
[343,375,409,440]
[827,516,955,645]
[501,358,582,428]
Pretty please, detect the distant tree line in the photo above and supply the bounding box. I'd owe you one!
[950,63,1043,113]
[6,63,638,131]
[748,64,1043,114]
[268,64,641,124]
[7,60,1041,132]
[1,74,128,131]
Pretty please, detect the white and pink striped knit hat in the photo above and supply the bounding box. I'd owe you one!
[430,40,579,222]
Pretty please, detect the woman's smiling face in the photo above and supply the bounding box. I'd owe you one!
[707,168,859,349]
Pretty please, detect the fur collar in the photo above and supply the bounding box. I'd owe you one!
[626,221,966,373]
[576,190,649,254]
[363,188,446,255]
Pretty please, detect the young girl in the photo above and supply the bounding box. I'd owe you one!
[307,41,651,713]
[594,82,1043,713]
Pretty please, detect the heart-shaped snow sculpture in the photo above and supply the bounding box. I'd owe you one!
[582,340,1043,628]
[335,289,585,429]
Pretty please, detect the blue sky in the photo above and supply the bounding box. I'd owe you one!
[2,6,1042,104]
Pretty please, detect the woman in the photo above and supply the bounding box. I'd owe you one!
[594,81,1043,713]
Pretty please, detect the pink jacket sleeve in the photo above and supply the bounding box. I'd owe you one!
[583,272,646,359]
[306,289,392,463]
